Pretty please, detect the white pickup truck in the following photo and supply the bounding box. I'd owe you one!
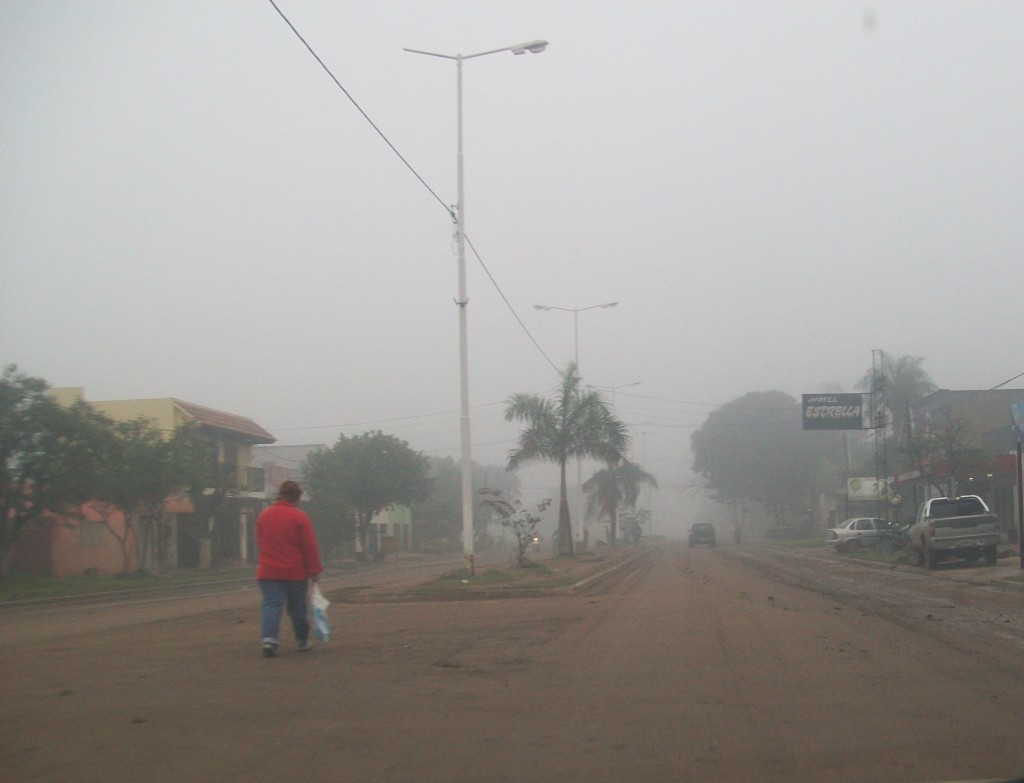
[907,495,1000,569]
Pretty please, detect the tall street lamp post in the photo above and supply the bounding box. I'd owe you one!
[406,39,548,575]
[533,301,619,547]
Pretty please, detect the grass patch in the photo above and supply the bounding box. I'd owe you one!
[843,549,904,565]
[406,561,587,595]
[0,565,256,603]
[765,537,825,550]
[0,555,410,603]
[438,567,523,585]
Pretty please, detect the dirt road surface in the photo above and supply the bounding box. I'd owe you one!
[3,543,1023,783]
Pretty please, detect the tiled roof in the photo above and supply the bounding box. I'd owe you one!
[174,400,276,443]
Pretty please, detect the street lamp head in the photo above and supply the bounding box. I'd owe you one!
[511,40,549,55]
[534,302,617,313]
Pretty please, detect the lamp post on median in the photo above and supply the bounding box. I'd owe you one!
[533,301,619,548]
[533,302,618,379]
[406,39,548,575]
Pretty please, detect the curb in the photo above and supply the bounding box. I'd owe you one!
[331,547,659,603]
[765,546,1024,594]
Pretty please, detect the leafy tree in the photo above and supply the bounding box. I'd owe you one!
[91,417,174,574]
[304,431,431,557]
[474,463,520,542]
[505,362,629,556]
[168,422,236,570]
[583,461,658,544]
[410,456,458,547]
[0,366,113,576]
[301,447,353,557]
[479,489,551,566]
[413,457,519,550]
[691,391,829,526]
[904,410,985,498]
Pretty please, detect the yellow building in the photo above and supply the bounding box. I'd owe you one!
[51,389,275,570]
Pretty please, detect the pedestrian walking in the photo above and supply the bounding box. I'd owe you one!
[256,480,323,657]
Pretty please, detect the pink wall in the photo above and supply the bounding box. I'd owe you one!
[46,504,138,577]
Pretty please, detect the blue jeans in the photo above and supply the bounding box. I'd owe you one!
[258,580,310,646]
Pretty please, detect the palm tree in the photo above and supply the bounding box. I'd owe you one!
[505,362,629,556]
[584,461,658,545]
[858,353,937,466]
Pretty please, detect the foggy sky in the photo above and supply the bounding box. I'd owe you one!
[2,1,1021,523]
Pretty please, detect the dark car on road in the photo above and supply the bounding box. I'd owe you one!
[689,523,717,547]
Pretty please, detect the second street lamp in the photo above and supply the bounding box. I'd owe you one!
[406,40,548,575]
[532,301,618,379]
[534,301,619,548]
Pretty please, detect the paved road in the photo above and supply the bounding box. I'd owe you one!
[3,542,1023,783]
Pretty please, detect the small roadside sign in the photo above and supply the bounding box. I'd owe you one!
[1012,399,1024,442]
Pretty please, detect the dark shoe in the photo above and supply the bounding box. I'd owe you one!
[261,641,277,658]
[298,639,313,652]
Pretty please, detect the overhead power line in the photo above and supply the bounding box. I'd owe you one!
[988,369,1024,392]
[935,368,1024,411]
[617,390,795,412]
[265,0,449,215]
[269,400,505,432]
[266,0,558,377]
[465,235,559,372]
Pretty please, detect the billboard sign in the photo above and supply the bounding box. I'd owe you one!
[1011,399,1024,442]
[847,477,884,501]
[802,393,867,430]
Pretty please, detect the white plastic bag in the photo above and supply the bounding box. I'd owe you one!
[311,583,331,642]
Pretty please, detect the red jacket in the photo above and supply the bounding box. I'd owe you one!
[256,500,323,581]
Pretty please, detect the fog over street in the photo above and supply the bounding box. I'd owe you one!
[3,3,1021,534]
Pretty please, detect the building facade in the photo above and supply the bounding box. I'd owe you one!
[894,388,1024,541]
[22,389,277,574]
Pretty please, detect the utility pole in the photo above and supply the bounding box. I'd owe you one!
[871,349,886,521]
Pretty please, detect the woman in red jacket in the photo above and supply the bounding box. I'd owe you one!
[256,480,323,657]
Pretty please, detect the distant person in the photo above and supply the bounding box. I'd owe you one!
[630,521,642,545]
[256,480,323,657]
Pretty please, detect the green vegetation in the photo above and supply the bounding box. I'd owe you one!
[584,462,657,545]
[401,554,622,597]
[0,566,255,602]
[304,431,431,557]
[1,365,250,577]
[768,537,906,562]
[479,490,550,567]
[691,391,841,530]
[843,549,905,565]
[421,561,574,591]
[765,537,826,550]
[0,555,383,603]
[505,362,629,556]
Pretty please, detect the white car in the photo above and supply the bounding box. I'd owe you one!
[825,517,888,553]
